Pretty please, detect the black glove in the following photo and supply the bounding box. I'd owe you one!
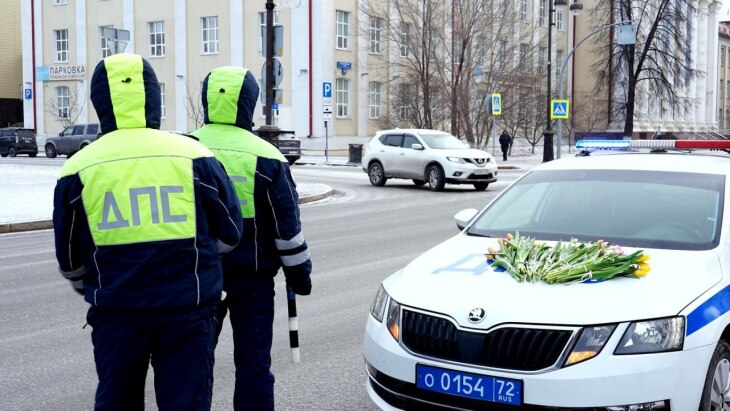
[286,276,312,296]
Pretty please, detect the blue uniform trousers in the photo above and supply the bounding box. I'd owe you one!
[216,275,276,411]
[88,308,217,411]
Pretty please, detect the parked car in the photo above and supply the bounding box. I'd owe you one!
[45,123,100,158]
[364,139,730,410]
[0,127,38,157]
[252,128,302,165]
[362,129,498,191]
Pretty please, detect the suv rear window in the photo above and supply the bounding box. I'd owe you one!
[16,129,35,138]
[87,124,99,134]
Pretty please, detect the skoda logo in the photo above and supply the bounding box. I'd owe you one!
[468,308,486,324]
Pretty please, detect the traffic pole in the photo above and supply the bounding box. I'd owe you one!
[286,287,301,363]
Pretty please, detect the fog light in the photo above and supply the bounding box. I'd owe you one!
[453,171,463,177]
[605,400,668,410]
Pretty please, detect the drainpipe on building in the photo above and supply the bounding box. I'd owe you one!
[31,0,37,133]
[308,0,313,138]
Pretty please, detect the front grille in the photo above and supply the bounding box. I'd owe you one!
[401,310,573,371]
[467,173,494,180]
[465,158,491,165]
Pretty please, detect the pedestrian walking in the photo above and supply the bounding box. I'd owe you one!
[191,66,313,411]
[52,53,243,411]
[499,129,512,161]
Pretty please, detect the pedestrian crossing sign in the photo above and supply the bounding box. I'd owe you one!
[491,93,502,116]
[551,100,570,119]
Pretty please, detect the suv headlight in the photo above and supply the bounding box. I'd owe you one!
[370,285,389,322]
[614,316,684,354]
[446,156,466,164]
[564,324,616,367]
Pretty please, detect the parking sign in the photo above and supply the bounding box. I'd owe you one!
[323,82,332,98]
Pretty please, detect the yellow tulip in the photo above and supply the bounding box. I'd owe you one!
[637,254,650,262]
[634,269,649,277]
[639,262,651,272]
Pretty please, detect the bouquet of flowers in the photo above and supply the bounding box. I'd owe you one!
[486,232,651,284]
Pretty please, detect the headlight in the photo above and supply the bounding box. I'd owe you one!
[446,156,466,164]
[614,316,684,355]
[386,298,401,341]
[564,324,616,367]
[370,285,388,322]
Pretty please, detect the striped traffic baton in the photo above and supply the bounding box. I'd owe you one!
[286,287,301,363]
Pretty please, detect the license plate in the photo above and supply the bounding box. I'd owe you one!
[473,169,491,175]
[416,364,522,406]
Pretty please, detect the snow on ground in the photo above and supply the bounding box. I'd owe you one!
[0,164,60,224]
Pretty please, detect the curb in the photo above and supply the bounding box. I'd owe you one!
[0,220,53,234]
[0,190,337,234]
[299,189,336,204]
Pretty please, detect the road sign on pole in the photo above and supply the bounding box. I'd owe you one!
[551,100,570,119]
[261,58,284,88]
[323,82,332,98]
[491,93,502,116]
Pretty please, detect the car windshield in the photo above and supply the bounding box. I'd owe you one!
[420,133,467,149]
[467,169,724,251]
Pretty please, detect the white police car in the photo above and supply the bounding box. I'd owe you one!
[364,140,730,410]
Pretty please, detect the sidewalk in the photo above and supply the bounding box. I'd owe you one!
[0,152,545,233]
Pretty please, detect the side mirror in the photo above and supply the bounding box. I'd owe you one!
[454,208,479,231]
[59,132,63,136]
[411,143,424,150]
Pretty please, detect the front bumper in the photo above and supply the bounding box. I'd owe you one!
[442,162,498,184]
[364,314,712,410]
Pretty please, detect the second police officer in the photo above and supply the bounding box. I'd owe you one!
[191,66,313,411]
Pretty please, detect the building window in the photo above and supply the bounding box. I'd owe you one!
[201,16,219,54]
[556,8,565,31]
[477,36,488,66]
[100,27,113,58]
[369,82,382,119]
[336,10,350,50]
[54,29,69,63]
[160,83,166,119]
[258,12,280,52]
[56,86,70,119]
[556,50,564,79]
[723,47,726,68]
[520,0,529,22]
[519,43,528,67]
[538,46,547,74]
[370,17,382,54]
[497,40,508,70]
[539,0,547,26]
[148,21,165,57]
[336,78,350,117]
[400,23,410,57]
[54,0,67,5]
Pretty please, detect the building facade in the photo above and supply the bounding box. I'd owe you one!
[22,0,722,148]
[718,22,730,130]
[1,0,23,127]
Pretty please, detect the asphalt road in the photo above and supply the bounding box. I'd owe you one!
[0,165,527,410]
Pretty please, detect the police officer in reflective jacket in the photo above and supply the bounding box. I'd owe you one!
[52,54,243,410]
[191,66,312,411]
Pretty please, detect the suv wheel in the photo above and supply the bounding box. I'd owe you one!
[45,144,57,158]
[427,165,445,191]
[700,340,730,410]
[368,162,387,187]
[7,146,16,157]
[473,182,489,191]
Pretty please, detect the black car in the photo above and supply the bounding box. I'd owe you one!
[0,127,38,157]
[253,128,302,165]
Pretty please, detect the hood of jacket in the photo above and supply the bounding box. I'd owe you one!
[90,53,161,134]
[202,66,258,132]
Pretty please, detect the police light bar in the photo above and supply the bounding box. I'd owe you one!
[575,139,730,151]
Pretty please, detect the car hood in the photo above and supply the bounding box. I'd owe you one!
[384,233,722,329]
[433,148,493,159]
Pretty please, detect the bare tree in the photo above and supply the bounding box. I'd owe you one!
[186,83,205,130]
[361,0,542,149]
[591,0,696,137]
[46,84,86,128]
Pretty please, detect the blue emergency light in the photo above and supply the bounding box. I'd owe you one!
[575,140,631,150]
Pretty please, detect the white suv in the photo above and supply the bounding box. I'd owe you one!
[362,129,498,191]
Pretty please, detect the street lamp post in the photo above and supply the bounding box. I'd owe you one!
[555,19,636,158]
[542,0,568,162]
